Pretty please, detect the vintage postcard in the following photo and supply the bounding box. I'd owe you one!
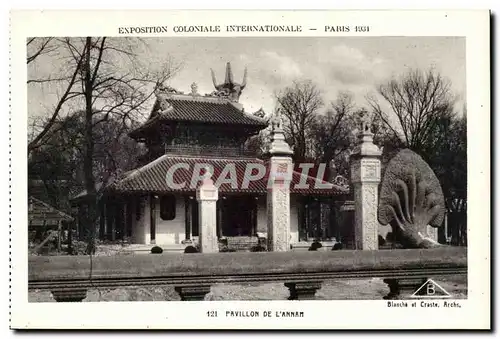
[10,10,490,329]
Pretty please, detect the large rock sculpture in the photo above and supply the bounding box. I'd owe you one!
[378,149,445,248]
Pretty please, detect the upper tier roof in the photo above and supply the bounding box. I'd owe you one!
[129,94,268,139]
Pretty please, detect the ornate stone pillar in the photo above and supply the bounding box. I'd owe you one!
[196,171,219,253]
[350,120,382,250]
[266,111,293,252]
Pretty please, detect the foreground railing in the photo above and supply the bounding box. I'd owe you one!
[28,247,467,302]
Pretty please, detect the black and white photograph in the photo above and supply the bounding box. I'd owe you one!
[10,9,489,330]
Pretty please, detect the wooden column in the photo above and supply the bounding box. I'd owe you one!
[111,201,117,241]
[123,200,127,240]
[217,199,223,238]
[105,201,113,240]
[126,199,133,238]
[99,200,105,240]
[185,196,192,240]
[150,195,156,244]
[67,221,73,254]
[57,221,61,252]
[304,201,309,242]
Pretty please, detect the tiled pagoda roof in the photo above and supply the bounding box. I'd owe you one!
[108,155,349,196]
[129,94,268,139]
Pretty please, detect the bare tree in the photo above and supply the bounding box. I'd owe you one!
[29,111,144,211]
[28,37,180,252]
[312,91,356,167]
[27,37,179,153]
[27,38,56,65]
[275,80,324,162]
[367,68,456,157]
[368,69,467,243]
[27,38,84,152]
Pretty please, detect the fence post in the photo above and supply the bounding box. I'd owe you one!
[51,289,87,302]
[175,286,211,301]
[285,282,322,300]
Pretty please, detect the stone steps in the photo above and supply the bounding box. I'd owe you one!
[223,236,260,252]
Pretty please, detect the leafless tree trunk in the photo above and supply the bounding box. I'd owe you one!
[275,80,324,162]
[83,37,97,253]
[367,68,456,156]
[312,91,356,165]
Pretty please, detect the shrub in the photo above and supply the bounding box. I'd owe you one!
[151,246,163,254]
[70,241,88,255]
[250,245,266,252]
[332,243,343,251]
[308,241,323,251]
[184,245,199,253]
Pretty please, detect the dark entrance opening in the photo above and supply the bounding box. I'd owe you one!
[220,196,256,237]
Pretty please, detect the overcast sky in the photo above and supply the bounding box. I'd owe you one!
[28,36,466,121]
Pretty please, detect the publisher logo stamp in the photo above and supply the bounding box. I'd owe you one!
[411,279,452,299]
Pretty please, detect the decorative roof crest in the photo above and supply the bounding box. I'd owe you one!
[358,108,374,135]
[190,82,200,96]
[270,108,284,132]
[155,83,183,96]
[210,62,247,102]
[267,108,293,156]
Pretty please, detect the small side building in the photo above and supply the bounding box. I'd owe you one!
[28,196,74,252]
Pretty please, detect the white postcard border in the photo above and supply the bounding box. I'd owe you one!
[10,9,490,329]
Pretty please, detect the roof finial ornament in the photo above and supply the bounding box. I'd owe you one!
[359,108,373,135]
[210,62,248,102]
[270,108,283,132]
[190,82,199,96]
[268,108,292,156]
[225,62,234,84]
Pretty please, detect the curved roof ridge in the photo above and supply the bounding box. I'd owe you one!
[120,154,170,182]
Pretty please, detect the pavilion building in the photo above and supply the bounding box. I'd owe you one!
[78,63,352,251]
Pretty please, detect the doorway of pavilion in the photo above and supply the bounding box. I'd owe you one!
[183,195,257,241]
[298,196,338,242]
[218,195,257,237]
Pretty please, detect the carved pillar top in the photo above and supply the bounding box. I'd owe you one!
[196,168,218,201]
[352,111,381,158]
[268,110,293,157]
[352,131,381,158]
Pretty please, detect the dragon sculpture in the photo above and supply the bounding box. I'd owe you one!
[378,149,446,248]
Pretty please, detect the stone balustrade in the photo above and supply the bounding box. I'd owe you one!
[28,247,467,302]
